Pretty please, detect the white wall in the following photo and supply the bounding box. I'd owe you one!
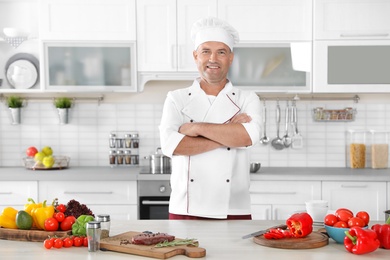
[1,81,389,168]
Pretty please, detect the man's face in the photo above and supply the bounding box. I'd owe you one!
[193,41,234,84]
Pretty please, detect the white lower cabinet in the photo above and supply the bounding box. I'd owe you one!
[0,181,38,211]
[250,181,321,220]
[322,181,387,221]
[38,181,137,220]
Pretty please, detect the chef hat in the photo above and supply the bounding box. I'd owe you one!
[191,17,239,51]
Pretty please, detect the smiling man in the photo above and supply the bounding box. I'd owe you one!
[159,17,261,220]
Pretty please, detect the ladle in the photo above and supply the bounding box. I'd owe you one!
[283,101,292,148]
[271,101,284,150]
[260,101,269,145]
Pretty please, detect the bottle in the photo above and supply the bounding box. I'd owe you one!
[97,214,111,239]
[86,221,101,252]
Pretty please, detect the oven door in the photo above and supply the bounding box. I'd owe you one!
[139,196,170,220]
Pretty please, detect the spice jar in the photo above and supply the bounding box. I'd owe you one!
[86,221,101,252]
[109,133,116,148]
[124,134,132,148]
[116,138,124,148]
[117,150,124,165]
[131,134,139,148]
[124,150,132,164]
[96,214,111,239]
[131,154,139,165]
[109,150,116,165]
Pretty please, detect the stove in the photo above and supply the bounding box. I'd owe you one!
[137,180,171,219]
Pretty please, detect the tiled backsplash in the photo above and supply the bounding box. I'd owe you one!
[1,92,389,168]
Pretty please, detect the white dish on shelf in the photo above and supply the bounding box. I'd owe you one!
[3,27,27,38]
[6,59,38,89]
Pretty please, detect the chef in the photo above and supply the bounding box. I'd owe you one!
[159,17,261,220]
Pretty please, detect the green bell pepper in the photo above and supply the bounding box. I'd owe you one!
[72,215,95,236]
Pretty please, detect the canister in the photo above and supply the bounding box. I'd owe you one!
[96,214,110,239]
[86,221,101,252]
[346,130,367,169]
[369,130,389,169]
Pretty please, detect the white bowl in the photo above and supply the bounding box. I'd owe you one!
[305,200,328,208]
[3,27,27,37]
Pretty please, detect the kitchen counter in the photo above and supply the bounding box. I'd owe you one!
[0,220,387,260]
[0,166,389,182]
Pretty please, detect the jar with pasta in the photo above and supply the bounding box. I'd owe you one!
[347,130,367,169]
[369,130,389,169]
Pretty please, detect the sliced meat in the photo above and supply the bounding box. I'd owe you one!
[132,232,175,245]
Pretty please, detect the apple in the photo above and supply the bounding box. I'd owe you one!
[26,146,38,157]
[34,152,46,163]
[42,146,53,156]
[42,156,55,168]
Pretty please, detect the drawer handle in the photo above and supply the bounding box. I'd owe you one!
[64,191,113,194]
[0,192,12,195]
[340,185,368,188]
[250,191,297,195]
[340,33,389,37]
[141,200,169,205]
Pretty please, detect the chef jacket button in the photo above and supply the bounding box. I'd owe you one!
[190,119,193,122]
[226,179,230,183]
[227,147,230,151]
[190,179,194,182]
[232,92,235,95]
[188,93,192,96]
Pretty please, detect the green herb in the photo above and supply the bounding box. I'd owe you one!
[154,238,198,248]
[7,95,23,108]
[55,97,72,108]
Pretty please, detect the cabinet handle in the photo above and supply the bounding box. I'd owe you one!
[340,184,368,188]
[0,192,12,195]
[250,191,297,195]
[340,33,389,38]
[64,191,113,194]
[141,200,169,205]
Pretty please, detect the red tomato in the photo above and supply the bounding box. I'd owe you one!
[335,208,353,216]
[44,217,59,231]
[56,204,67,213]
[54,212,65,223]
[26,146,38,157]
[54,238,63,249]
[356,211,370,226]
[335,209,353,222]
[333,221,348,228]
[324,214,338,226]
[73,236,83,247]
[43,238,53,249]
[63,237,73,248]
[60,216,76,231]
[83,236,88,247]
[347,217,366,228]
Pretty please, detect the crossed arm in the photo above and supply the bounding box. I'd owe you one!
[173,113,252,156]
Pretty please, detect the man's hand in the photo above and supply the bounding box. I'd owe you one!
[179,122,199,137]
[229,113,252,124]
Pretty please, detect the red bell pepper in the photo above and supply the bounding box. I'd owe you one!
[264,228,292,240]
[344,226,380,255]
[371,224,390,249]
[286,212,313,238]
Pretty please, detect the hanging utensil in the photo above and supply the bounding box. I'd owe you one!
[282,100,292,148]
[291,101,303,149]
[271,101,284,150]
[259,100,269,145]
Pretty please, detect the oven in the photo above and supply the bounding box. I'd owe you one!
[138,180,171,220]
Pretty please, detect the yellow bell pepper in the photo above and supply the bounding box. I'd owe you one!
[0,207,18,229]
[24,198,42,228]
[32,200,55,230]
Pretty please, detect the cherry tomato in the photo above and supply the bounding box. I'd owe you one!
[83,236,88,247]
[54,212,65,223]
[43,238,53,249]
[356,211,370,226]
[73,236,83,247]
[63,237,73,248]
[333,221,348,228]
[335,208,353,216]
[324,214,338,226]
[44,217,59,231]
[56,204,67,213]
[335,209,353,222]
[60,216,76,231]
[54,238,64,249]
[347,217,366,228]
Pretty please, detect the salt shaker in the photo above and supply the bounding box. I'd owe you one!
[97,214,111,239]
[86,221,101,252]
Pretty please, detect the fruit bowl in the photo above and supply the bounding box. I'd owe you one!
[325,225,368,244]
[22,156,70,170]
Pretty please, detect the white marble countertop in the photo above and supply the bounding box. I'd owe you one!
[0,166,389,182]
[0,220,387,260]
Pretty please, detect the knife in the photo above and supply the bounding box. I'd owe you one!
[241,224,288,239]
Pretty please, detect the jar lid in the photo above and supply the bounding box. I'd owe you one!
[117,150,124,154]
[124,150,131,154]
[97,214,111,222]
[109,133,116,138]
[124,134,131,138]
[86,221,101,229]
[109,150,116,154]
[131,134,139,138]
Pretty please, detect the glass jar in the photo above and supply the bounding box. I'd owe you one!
[131,134,139,148]
[346,130,367,169]
[109,150,116,165]
[369,130,389,169]
[86,221,101,252]
[96,214,111,239]
[117,150,124,165]
[109,133,116,148]
[124,134,132,148]
[124,150,132,165]
[116,138,124,148]
[131,155,139,165]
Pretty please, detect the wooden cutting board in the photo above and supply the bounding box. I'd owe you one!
[0,227,72,242]
[100,231,206,259]
[254,231,328,249]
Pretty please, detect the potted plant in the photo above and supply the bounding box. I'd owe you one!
[7,95,23,124]
[54,97,72,124]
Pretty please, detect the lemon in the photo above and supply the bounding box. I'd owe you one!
[16,210,33,230]
[42,146,53,156]
[43,156,55,168]
[34,152,46,162]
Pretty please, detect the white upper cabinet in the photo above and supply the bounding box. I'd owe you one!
[219,0,312,42]
[39,0,136,40]
[315,0,390,40]
[137,0,217,72]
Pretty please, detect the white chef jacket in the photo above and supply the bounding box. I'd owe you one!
[159,78,261,218]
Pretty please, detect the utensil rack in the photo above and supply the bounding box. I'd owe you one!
[312,107,357,122]
[257,94,360,103]
[0,94,104,105]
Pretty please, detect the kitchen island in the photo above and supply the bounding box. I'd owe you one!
[0,220,387,260]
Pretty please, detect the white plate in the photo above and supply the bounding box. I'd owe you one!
[6,59,38,89]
